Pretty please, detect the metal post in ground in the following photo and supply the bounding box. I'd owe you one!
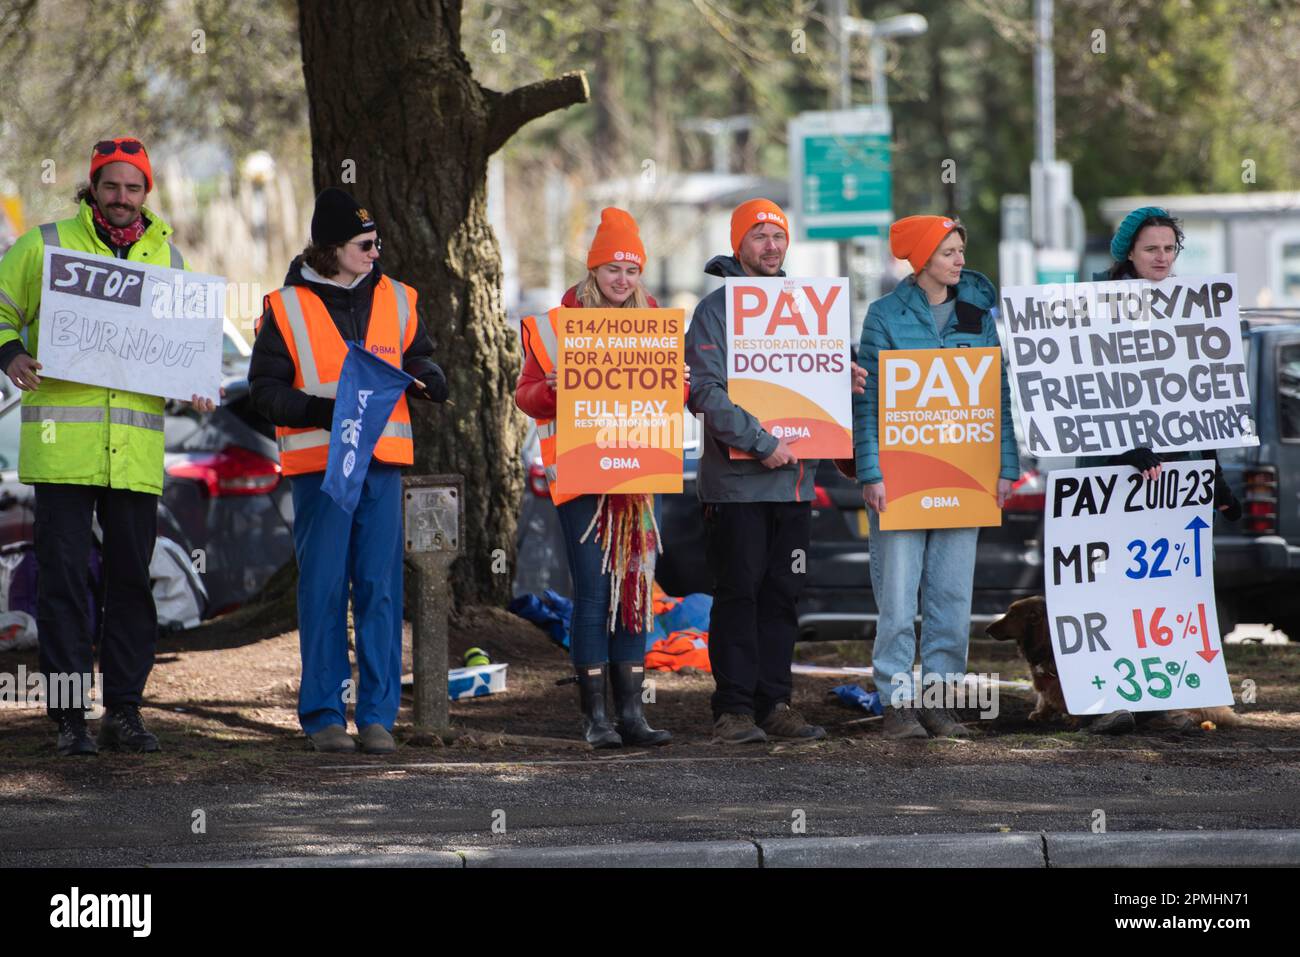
[402,473,463,733]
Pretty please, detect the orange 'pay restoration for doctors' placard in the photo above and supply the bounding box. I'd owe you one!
[878,347,1002,530]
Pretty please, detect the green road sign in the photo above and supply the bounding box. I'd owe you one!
[789,108,892,240]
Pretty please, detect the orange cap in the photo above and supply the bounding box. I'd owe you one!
[889,215,959,273]
[731,199,790,254]
[89,137,153,192]
[587,207,647,270]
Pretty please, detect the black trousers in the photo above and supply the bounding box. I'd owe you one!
[704,501,811,721]
[34,483,158,716]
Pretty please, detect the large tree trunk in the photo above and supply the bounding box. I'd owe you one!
[297,0,588,608]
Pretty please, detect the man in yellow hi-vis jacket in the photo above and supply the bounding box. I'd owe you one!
[0,138,214,757]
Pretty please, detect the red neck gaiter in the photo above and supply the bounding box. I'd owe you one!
[91,203,148,249]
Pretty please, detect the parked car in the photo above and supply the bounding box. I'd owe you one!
[161,377,294,616]
[1209,310,1300,636]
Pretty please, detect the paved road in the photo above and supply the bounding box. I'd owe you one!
[2,743,1297,866]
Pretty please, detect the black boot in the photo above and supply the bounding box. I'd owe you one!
[54,711,98,757]
[576,665,622,748]
[610,661,671,746]
[97,704,160,753]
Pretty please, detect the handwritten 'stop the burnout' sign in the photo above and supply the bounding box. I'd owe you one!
[37,247,226,402]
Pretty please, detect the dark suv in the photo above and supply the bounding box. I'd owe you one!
[1209,310,1300,636]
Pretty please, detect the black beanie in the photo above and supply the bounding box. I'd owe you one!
[310,187,377,247]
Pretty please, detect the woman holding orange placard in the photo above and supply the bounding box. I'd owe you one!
[516,208,687,748]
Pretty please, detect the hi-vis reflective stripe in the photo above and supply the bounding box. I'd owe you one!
[534,314,558,365]
[537,420,557,440]
[109,408,164,430]
[277,420,413,453]
[19,406,163,430]
[21,406,104,424]
[392,280,411,345]
[544,465,558,483]
[279,287,324,394]
[39,220,182,268]
[0,288,24,323]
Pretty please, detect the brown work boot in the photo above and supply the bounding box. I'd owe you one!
[1136,710,1197,733]
[881,705,928,740]
[759,702,827,740]
[916,707,972,738]
[712,712,767,744]
[1086,710,1137,735]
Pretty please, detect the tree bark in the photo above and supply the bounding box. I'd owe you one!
[297,0,588,608]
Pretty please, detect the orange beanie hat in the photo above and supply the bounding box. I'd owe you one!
[586,207,647,270]
[89,136,153,192]
[889,215,959,274]
[730,199,790,254]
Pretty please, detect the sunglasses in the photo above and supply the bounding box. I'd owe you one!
[348,238,382,253]
[94,139,146,156]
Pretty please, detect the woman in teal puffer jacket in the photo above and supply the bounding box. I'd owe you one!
[852,216,1020,740]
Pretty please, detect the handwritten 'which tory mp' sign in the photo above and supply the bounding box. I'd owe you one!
[37,247,225,402]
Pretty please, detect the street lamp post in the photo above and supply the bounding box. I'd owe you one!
[835,10,927,311]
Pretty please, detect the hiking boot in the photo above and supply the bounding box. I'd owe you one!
[711,712,768,745]
[576,664,622,749]
[881,705,928,740]
[97,705,160,753]
[759,702,827,740]
[609,662,671,746]
[55,711,98,757]
[309,724,358,752]
[1086,710,1137,735]
[358,724,397,754]
[916,707,972,738]
[1136,710,1197,734]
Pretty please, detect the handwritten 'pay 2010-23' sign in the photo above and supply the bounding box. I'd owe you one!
[726,277,852,459]
[878,348,1002,530]
[1000,274,1256,458]
[554,307,684,496]
[37,247,225,402]
[1045,462,1233,714]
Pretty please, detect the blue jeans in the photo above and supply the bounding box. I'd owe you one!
[868,509,979,706]
[291,465,404,735]
[555,494,661,667]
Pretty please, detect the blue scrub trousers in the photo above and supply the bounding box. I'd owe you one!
[291,464,404,735]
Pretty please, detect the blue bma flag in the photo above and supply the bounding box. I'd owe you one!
[321,340,415,514]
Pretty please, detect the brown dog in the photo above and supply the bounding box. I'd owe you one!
[986,596,1243,731]
[987,596,1076,725]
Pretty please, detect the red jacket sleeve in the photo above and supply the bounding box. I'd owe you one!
[515,343,557,419]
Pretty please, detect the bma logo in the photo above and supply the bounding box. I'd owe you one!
[921,495,960,509]
[599,456,641,470]
[613,250,642,265]
[771,425,811,440]
[369,344,397,356]
[339,388,374,478]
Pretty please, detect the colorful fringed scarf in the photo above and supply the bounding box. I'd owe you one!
[580,492,662,634]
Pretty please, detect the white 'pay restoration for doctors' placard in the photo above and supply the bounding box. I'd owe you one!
[1044,461,1233,714]
[37,246,225,402]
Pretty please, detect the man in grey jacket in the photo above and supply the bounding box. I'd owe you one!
[685,199,867,743]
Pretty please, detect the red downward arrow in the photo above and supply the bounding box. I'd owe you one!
[1196,604,1218,662]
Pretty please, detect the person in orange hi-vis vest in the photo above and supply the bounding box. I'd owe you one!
[516,207,690,748]
[250,188,447,754]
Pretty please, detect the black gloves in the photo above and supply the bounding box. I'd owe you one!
[1213,464,1242,522]
[1112,447,1162,472]
[307,396,335,430]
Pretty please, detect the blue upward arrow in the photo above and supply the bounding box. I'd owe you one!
[1186,515,1210,577]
